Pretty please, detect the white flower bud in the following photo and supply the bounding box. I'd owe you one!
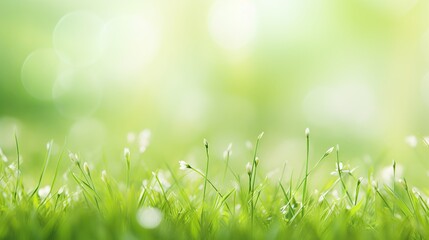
[179,161,191,170]
[323,147,334,157]
[69,152,79,164]
[246,162,252,175]
[124,148,130,160]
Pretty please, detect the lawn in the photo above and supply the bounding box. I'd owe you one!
[0,130,428,239]
[1,1,429,239]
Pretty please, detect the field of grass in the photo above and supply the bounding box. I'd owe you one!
[1,129,428,240]
[2,1,429,239]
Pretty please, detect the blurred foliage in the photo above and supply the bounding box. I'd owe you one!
[1,0,429,179]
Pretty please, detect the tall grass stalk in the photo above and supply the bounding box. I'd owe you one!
[30,140,53,198]
[249,132,264,229]
[201,139,210,232]
[336,145,353,205]
[302,128,310,216]
[14,134,20,203]
[124,148,131,190]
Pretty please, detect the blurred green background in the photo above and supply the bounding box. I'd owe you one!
[1,0,429,182]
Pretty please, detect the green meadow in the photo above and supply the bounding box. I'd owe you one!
[1,0,429,239]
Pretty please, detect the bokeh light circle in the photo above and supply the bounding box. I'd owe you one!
[302,82,376,128]
[136,207,162,229]
[21,48,62,100]
[52,69,103,119]
[208,0,257,51]
[53,11,105,67]
[68,118,106,154]
[0,117,21,150]
[101,15,159,78]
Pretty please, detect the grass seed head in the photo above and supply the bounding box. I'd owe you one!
[305,128,310,137]
[124,148,130,160]
[69,152,79,165]
[58,186,66,196]
[246,162,252,175]
[223,143,232,159]
[46,141,52,151]
[83,162,90,175]
[124,148,131,169]
[324,147,334,157]
[179,161,191,170]
[255,157,260,166]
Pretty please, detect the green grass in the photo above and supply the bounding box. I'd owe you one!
[0,130,429,239]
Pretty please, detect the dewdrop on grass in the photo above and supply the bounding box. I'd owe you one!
[136,207,162,229]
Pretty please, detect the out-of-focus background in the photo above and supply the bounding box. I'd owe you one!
[1,0,429,182]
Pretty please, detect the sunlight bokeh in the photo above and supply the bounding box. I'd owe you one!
[1,0,429,177]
